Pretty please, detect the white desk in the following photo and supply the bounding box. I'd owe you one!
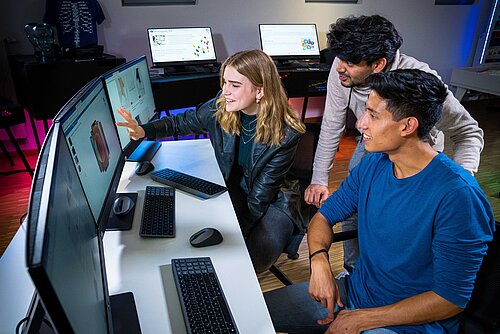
[450,65,500,101]
[0,139,275,334]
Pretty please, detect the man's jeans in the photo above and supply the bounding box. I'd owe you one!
[264,278,397,334]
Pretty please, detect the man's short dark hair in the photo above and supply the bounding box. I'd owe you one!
[327,15,403,66]
[366,69,448,140]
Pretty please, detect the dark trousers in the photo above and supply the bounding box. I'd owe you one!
[229,185,294,274]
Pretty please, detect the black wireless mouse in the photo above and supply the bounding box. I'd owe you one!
[189,227,223,248]
[135,161,154,175]
[112,195,135,216]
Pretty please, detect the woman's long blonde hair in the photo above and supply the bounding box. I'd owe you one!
[215,50,305,146]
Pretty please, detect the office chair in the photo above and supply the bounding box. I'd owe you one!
[268,121,360,286]
[459,220,500,334]
[320,48,335,66]
[0,98,34,177]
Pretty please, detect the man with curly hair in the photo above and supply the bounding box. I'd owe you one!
[304,15,484,275]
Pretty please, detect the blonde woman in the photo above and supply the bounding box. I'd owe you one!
[117,49,306,273]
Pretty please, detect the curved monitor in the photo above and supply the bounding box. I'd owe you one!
[54,78,125,233]
[147,27,217,68]
[259,24,320,62]
[25,123,113,333]
[102,55,160,161]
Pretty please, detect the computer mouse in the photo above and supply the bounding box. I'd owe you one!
[189,227,223,248]
[135,161,154,175]
[112,195,135,216]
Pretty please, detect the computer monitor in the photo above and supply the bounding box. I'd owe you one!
[102,55,160,162]
[24,123,112,333]
[147,27,218,73]
[24,123,140,334]
[259,24,321,64]
[54,78,129,233]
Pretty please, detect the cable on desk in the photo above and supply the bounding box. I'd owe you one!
[15,317,28,334]
[19,212,27,226]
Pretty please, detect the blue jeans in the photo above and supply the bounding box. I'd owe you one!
[264,279,397,334]
[343,139,368,271]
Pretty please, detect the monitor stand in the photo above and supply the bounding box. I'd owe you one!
[21,292,142,334]
[106,193,138,231]
[20,293,53,334]
[127,140,161,162]
[110,292,142,334]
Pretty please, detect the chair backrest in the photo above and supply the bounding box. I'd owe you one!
[320,48,336,66]
[290,122,320,179]
[461,221,500,333]
[282,122,321,259]
[289,122,321,221]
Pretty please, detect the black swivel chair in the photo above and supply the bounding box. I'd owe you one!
[268,121,360,286]
[0,98,34,177]
[269,122,322,285]
[459,220,500,334]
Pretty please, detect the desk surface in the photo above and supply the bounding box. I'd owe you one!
[0,139,274,334]
[450,65,500,100]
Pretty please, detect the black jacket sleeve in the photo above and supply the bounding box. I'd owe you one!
[142,99,217,140]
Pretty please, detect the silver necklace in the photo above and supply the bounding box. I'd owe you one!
[241,133,255,145]
[241,124,256,135]
[241,117,257,131]
[240,122,256,145]
[240,114,257,144]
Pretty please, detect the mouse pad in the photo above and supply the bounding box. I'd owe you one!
[107,193,138,231]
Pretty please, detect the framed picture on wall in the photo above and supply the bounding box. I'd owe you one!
[123,0,195,5]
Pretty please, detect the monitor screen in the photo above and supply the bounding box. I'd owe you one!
[102,55,158,159]
[25,123,113,333]
[259,24,320,61]
[55,78,124,232]
[147,27,217,68]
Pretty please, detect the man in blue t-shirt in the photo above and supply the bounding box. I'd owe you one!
[264,69,495,333]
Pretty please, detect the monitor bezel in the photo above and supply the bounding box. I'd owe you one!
[258,23,321,62]
[147,26,218,68]
[101,55,159,159]
[54,78,127,235]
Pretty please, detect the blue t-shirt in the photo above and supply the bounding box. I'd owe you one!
[319,153,495,333]
[44,0,105,48]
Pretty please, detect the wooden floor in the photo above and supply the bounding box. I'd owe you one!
[1,100,499,298]
[0,152,37,257]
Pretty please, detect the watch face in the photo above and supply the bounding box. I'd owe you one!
[90,120,110,172]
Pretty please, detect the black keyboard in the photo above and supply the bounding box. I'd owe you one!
[172,257,239,334]
[150,167,227,199]
[140,186,175,237]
